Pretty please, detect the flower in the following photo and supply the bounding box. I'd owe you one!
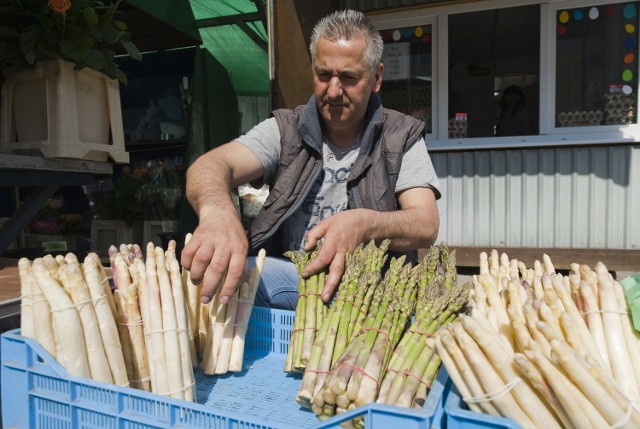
[0,0,141,83]
[48,0,71,13]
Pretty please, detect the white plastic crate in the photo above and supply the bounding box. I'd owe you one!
[0,59,128,163]
[90,220,143,261]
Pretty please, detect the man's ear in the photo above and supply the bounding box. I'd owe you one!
[373,63,384,93]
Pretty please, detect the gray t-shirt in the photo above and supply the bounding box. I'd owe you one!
[236,117,441,250]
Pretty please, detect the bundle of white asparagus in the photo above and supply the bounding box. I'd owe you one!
[108,241,195,401]
[19,253,129,386]
[191,237,267,375]
[435,250,640,429]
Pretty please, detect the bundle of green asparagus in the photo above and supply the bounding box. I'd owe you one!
[295,240,390,404]
[377,245,470,409]
[285,241,470,424]
[311,255,419,420]
[284,245,330,373]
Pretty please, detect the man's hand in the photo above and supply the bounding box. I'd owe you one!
[180,206,248,304]
[301,209,372,303]
[183,141,265,305]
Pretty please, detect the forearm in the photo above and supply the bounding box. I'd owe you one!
[186,153,237,217]
[185,142,263,218]
[367,206,439,251]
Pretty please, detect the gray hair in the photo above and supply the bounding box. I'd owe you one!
[310,10,384,73]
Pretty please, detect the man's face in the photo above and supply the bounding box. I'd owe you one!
[313,36,383,135]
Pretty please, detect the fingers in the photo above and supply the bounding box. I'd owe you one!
[198,248,230,304]
[216,253,246,304]
[321,255,345,302]
[181,236,211,284]
[301,242,334,279]
[304,222,327,252]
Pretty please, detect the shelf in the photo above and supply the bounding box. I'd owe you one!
[125,139,187,152]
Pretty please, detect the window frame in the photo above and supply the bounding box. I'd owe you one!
[369,0,640,151]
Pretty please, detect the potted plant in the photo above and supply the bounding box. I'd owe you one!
[0,0,142,162]
[0,0,141,83]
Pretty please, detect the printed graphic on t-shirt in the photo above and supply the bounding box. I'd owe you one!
[285,145,359,250]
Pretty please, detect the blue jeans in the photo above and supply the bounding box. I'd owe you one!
[250,256,299,311]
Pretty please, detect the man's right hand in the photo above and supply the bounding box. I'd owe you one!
[180,206,249,304]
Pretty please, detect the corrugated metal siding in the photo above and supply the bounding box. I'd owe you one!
[432,145,640,249]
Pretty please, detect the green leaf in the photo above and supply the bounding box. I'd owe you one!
[120,39,141,60]
[19,25,38,55]
[81,5,99,26]
[84,49,108,71]
[111,19,127,31]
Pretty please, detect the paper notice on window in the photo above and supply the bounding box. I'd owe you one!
[383,42,410,81]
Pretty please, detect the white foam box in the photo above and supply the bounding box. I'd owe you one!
[142,219,178,247]
[90,220,142,261]
[0,58,129,163]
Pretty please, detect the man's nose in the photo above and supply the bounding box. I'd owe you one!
[327,76,342,98]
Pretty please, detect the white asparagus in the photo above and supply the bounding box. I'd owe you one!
[86,252,118,322]
[58,262,113,383]
[437,327,495,414]
[479,251,489,275]
[612,278,640,399]
[214,288,240,374]
[460,315,561,429]
[523,303,552,358]
[202,290,227,374]
[18,258,35,338]
[477,274,513,349]
[125,283,151,391]
[168,258,195,401]
[512,353,576,429]
[584,355,640,428]
[596,265,639,401]
[229,249,266,371]
[32,258,90,378]
[549,338,632,426]
[550,273,608,371]
[130,258,154,390]
[82,255,129,387]
[42,254,61,280]
[20,258,58,358]
[542,254,555,274]
[113,289,135,382]
[113,254,132,291]
[451,323,534,426]
[145,243,169,396]
[181,233,199,365]
[155,247,185,400]
[529,348,602,429]
[579,280,613,375]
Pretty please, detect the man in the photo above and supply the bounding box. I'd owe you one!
[182,10,441,310]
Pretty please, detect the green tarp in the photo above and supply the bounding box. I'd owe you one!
[190,0,269,96]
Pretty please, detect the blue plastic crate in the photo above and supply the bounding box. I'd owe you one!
[2,307,449,429]
[444,384,522,429]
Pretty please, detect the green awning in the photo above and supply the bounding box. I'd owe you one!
[190,0,269,97]
[122,0,268,97]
